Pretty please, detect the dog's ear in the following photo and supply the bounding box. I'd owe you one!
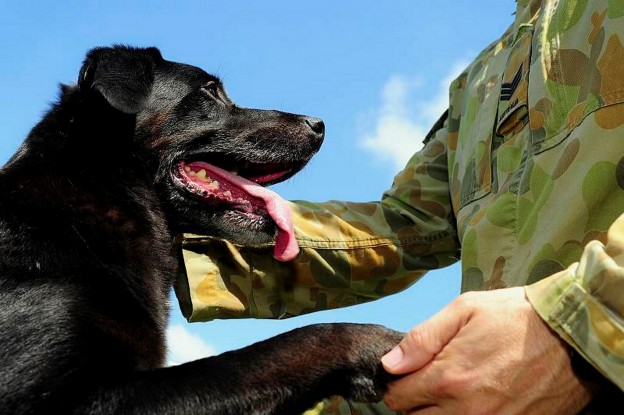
[78,46,163,114]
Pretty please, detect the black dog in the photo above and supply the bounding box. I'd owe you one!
[0,45,403,414]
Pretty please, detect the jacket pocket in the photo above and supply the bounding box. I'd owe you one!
[529,1,624,154]
[450,26,533,212]
[449,54,502,211]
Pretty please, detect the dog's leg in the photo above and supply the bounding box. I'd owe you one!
[82,323,403,415]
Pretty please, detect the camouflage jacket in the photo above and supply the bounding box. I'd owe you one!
[177,0,624,397]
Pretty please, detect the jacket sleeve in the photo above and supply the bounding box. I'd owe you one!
[175,112,460,322]
[526,213,624,391]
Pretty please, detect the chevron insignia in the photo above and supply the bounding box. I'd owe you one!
[500,64,523,101]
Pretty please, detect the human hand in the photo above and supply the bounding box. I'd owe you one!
[381,287,597,414]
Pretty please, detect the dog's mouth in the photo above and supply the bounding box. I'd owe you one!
[172,158,301,261]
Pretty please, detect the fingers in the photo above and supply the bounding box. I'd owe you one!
[384,368,437,411]
[382,297,473,375]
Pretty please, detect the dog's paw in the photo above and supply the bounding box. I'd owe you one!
[320,323,404,403]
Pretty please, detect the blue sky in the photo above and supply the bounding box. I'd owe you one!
[1,1,517,363]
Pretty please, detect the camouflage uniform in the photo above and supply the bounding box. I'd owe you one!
[176,0,624,412]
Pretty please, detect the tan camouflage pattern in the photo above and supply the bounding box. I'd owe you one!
[176,0,624,412]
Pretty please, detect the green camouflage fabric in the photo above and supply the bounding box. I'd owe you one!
[176,0,624,412]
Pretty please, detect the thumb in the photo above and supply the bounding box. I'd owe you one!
[381,299,471,375]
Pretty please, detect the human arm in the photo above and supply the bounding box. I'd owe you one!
[378,216,624,414]
[379,216,624,414]
[380,287,599,414]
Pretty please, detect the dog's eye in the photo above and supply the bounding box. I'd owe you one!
[202,82,219,99]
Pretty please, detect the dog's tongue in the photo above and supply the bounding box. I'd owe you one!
[185,161,299,262]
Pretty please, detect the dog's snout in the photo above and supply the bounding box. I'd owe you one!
[305,117,325,138]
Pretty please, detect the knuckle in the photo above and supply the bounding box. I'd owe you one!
[405,326,435,354]
[405,326,425,344]
[453,291,478,310]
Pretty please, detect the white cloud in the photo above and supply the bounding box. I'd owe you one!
[359,60,469,169]
[166,324,217,366]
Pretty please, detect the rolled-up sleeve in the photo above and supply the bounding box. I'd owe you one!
[526,214,624,390]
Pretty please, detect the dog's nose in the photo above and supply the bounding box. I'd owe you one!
[305,117,325,138]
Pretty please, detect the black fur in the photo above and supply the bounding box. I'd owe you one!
[0,45,402,414]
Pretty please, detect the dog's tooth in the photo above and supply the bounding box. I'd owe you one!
[184,166,191,173]
[223,191,232,198]
[196,169,207,181]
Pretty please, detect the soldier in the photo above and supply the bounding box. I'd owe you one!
[177,0,624,413]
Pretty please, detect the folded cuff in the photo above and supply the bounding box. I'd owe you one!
[526,265,624,391]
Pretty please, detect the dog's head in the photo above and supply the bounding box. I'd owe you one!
[78,45,324,261]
